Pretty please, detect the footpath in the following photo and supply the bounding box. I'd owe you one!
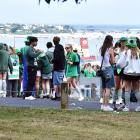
[0,97,101,110]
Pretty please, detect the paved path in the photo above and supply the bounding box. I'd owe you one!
[0,97,100,110]
[0,97,137,111]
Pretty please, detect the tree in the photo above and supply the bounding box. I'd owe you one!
[39,0,86,4]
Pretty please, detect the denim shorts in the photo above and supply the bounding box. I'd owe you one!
[53,71,64,86]
[102,67,115,89]
[42,72,52,80]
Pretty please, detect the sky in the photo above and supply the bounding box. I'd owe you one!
[0,0,140,25]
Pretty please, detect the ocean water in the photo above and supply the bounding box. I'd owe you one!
[72,24,140,32]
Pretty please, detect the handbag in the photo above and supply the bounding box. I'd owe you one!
[102,68,112,81]
[96,55,104,77]
[97,54,112,81]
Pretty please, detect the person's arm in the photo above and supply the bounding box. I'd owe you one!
[67,53,79,65]
[8,56,13,74]
[27,47,41,58]
[109,48,115,65]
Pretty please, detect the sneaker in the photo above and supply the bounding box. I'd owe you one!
[25,96,36,100]
[46,93,50,98]
[122,106,129,112]
[102,105,113,111]
[101,104,104,110]
[2,93,6,98]
[78,96,84,101]
[1,92,6,98]
[109,98,113,104]
[135,106,140,112]
[116,98,123,104]
[43,93,50,99]
[100,98,103,103]
[51,96,61,101]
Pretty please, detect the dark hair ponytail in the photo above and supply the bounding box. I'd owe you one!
[101,35,113,56]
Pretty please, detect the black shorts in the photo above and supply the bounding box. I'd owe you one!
[123,74,140,81]
[114,69,124,80]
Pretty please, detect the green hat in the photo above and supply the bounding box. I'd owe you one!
[126,42,137,48]
[120,37,128,42]
[130,44,137,48]
[125,42,132,48]
[24,36,32,43]
[127,37,137,48]
[0,43,3,50]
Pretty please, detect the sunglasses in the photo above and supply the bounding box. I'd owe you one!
[65,47,70,50]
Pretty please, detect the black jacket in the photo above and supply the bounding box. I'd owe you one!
[52,44,65,71]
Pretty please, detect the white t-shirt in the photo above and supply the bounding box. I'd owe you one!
[120,50,140,74]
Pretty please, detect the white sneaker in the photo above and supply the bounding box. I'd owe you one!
[122,106,129,112]
[0,91,6,98]
[2,93,6,98]
[102,105,113,111]
[109,98,113,104]
[2,92,6,98]
[101,104,104,110]
[78,96,84,101]
[100,98,103,103]
[116,98,123,104]
[25,96,36,100]
[135,106,140,112]
[51,92,56,98]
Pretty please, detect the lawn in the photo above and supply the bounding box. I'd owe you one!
[0,107,140,140]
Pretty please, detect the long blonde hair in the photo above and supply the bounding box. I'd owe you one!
[130,47,140,59]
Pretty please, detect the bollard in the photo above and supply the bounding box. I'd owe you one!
[61,82,69,109]
[91,83,96,100]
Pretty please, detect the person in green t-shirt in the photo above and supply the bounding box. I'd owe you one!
[65,44,84,101]
[84,63,96,78]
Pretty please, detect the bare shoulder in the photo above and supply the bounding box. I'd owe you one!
[109,47,114,54]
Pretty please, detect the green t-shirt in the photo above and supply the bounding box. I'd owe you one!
[66,52,79,77]
[84,69,96,77]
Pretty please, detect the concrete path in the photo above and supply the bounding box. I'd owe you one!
[0,97,138,111]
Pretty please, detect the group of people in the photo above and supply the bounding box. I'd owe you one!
[0,36,84,101]
[0,35,140,112]
[81,63,100,77]
[100,35,140,112]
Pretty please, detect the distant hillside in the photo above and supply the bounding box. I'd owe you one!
[0,23,77,34]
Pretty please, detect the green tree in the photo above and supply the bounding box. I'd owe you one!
[39,0,86,4]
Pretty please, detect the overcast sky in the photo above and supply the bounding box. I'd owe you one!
[0,0,140,25]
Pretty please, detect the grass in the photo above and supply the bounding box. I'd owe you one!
[0,107,140,140]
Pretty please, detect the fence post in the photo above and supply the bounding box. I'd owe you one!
[61,82,69,109]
